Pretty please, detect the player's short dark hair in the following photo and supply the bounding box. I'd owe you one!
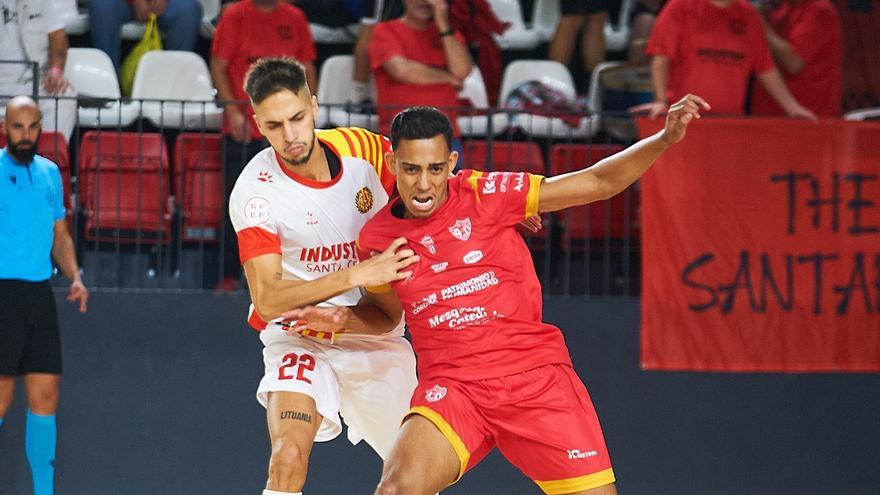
[244,57,309,104]
[389,107,453,150]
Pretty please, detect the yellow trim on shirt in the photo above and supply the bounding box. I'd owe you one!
[525,174,544,218]
[535,468,615,494]
[408,406,471,482]
[466,170,484,203]
[364,283,392,294]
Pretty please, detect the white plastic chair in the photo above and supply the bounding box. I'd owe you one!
[843,107,880,121]
[587,61,653,141]
[316,55,379,131]
[310,23,361,44]
[530,0,560,42]
[131,51,223,130]
[488,0,541,50]
[64,48,140,128]
[605,0,636,52]
[499,60,599,138]
[457,68,509,137]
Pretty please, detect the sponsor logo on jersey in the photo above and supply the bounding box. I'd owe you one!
[567,449,599,460]
[244,197,270,225]
[428,305,491,329]
[463,250,483,264]
[514,173,525,192]
[420,235,436,255]
[448,218,472,241]
[306,211,319,225]
[482,179,496,194]
[440,271,499,300]
[488,171,512,192]
[258,170,274,183]
[431,262,448,273]
[411,293,439,315]
[300,241,357,262]
[355,187,374,214]
[425,384,447,403]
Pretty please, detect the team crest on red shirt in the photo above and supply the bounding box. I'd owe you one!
[448,218,472,241]
[355,187,374,214]
[425,384,447,403]
[420,235,436,254]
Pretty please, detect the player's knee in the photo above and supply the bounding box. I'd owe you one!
[27,388,59,414]
[374,470,425,495]
[268,437,309,481]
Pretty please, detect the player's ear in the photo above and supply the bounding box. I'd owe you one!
[253,113,267,138]
[386,151,398,175]
[447,150,459,173]
[310,93,319,121]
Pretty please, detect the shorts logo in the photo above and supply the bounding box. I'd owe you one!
[431,262,448,273]
[420,235,436,255]
[425,385,447,403]
[463,250,483,264]
[355,187,374,214]
[567,449,598,460]
[448,218,472,241]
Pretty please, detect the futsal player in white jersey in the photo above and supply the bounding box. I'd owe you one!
[228,57,419,495]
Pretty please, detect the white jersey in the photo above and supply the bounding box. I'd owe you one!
[229,127,399,336]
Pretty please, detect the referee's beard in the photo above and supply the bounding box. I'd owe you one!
[7,134,40,164]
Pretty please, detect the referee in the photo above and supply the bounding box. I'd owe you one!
[0,96,88,495]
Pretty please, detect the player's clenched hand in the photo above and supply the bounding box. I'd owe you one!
[67,280,89,313]
[280,305,349,334]
[660,94,710,146]
[351,237,419,288]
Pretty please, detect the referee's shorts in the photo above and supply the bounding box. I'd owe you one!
[0,279,62,376]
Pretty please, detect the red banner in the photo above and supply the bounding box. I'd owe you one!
[638,118,880,372]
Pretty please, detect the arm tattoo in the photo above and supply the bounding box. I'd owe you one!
[280,411,313,423]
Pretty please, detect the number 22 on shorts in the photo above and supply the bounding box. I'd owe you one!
[278,353,316,383]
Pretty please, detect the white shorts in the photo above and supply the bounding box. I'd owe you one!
[257,326,417,459]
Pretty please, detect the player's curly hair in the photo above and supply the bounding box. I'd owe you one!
[389,106,453,150]
[244,57,308,104]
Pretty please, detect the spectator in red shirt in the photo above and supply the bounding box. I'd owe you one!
[634,0,816,119]
[210,0,317,289]
[368,0,473,144]
[750,0,842,118]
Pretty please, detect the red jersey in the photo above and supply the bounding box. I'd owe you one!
[357,170,573,381]
[212,0,317,141]
[646,0,775,115]
[368,19,465,136]
[750,0,841,117]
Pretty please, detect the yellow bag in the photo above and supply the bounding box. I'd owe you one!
[120,14,162,96]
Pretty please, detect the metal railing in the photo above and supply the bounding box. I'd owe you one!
[2,94,643,296]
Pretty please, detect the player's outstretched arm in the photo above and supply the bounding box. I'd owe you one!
[244,238,418,321]
[538,94,709,213]
[279,290,404,336]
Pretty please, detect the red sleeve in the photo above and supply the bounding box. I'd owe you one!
[291,7,318,63]
[369,22,406,70]
[748,9,776,74]
[461,170,543,227]
[645,0,685,59]
[784,5,837,65]
[211,4,239,61]
[237,226,282,263]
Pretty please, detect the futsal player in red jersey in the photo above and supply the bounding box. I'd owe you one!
[285,95,708,494]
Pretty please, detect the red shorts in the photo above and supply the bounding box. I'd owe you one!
[408,364,615,494]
